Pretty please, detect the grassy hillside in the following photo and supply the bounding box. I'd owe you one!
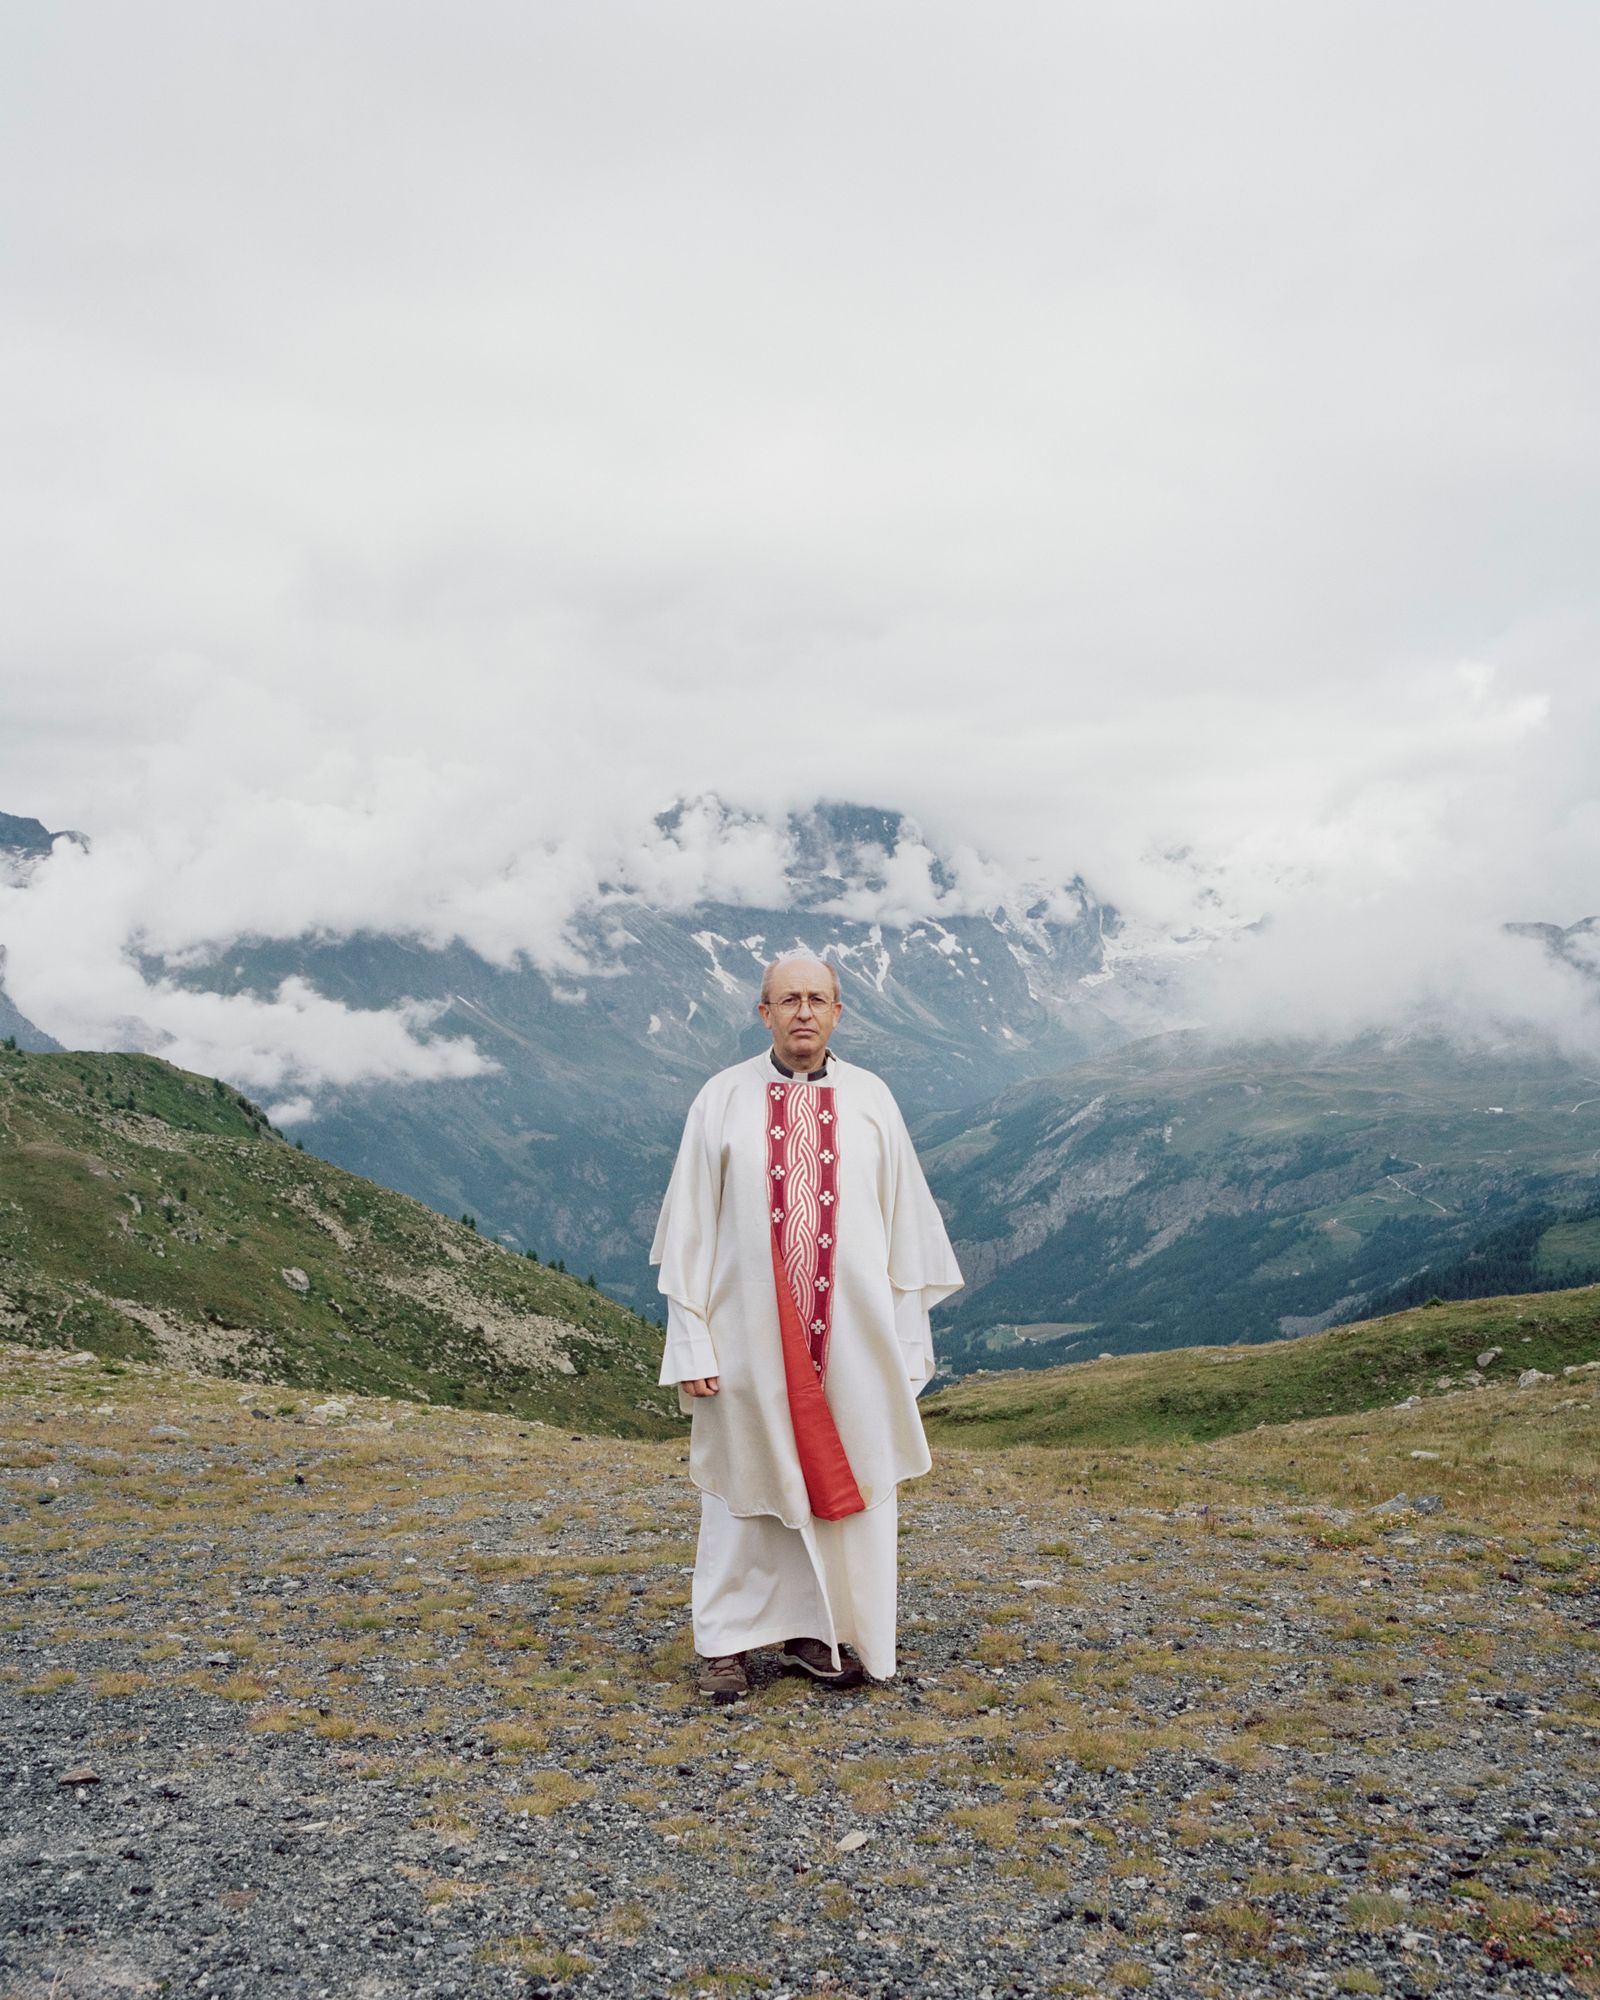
[921,1031,1600,1367]
[922,1282,1600,1448]
[0,1045,677,1436]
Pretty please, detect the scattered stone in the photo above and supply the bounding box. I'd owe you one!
[149,1424,188,1439]
[1408,1450,1442,1460]
[1370,1492,1440,1516]
[4,1338,1589,2000]
[57,1765,99,1787]
[310,1398,350,1421]
[1477,1346,1502,1369]
[280,1267,311,1294]
[1518,1368,1552,1388]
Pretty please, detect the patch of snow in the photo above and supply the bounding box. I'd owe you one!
[690,930,743,996]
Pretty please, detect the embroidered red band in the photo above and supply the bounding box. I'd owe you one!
[766,1079,863,1520]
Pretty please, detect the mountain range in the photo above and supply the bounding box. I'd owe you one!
[3,798,1597,1369]
[920,1029,1600,1371]
[112,801,1149,1298]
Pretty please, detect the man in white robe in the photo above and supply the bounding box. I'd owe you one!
[650,952,964,1701]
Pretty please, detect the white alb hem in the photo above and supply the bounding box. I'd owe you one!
[690,1487,900,1680]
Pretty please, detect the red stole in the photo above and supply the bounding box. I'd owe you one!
[765,1079,864,1520]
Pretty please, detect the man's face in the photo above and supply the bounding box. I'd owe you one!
[758,961,843,1071]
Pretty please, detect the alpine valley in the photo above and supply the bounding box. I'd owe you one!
[3,800,1598,1376]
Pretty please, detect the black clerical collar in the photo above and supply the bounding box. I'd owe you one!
[769,1046,834,1082]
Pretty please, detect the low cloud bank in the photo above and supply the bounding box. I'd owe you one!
[3,712,1598,1110]
[0,832,495,1100]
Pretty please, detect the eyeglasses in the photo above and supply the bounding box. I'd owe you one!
[768,994,836,1012]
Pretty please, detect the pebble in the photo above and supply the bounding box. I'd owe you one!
[4,1358,1588,2000]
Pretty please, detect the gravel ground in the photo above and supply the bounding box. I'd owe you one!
[2,1343,1598,1999]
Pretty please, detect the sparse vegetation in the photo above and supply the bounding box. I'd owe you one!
[0,1047,676,1435]
[4,1314,1597,1995]
[925,1283,1600,1447]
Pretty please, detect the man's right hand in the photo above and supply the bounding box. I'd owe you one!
[682,1376,721,1397]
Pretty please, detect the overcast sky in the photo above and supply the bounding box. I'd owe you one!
[2,1,1597,1088]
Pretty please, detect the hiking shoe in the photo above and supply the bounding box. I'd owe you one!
[777,1636,865,1687]
[696,1652,749,1703]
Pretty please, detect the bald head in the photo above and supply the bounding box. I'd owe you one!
[759,953,841,1006]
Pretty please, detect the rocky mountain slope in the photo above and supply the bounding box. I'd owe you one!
[6,798,1598,1370]
[0,1045,674,1435]
[139,801,1139,1302]
[920,1032,1600,1370]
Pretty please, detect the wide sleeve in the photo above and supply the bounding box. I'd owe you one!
[658,1297,719,1386]
[893,1282,937,1394]
[884,1089,964,1392]
[649,1084,723,1394]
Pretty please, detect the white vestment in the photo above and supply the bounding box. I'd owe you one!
[651,1048,963,1677]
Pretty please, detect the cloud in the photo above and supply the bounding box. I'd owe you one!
[265,1094,317,1128]
[0,836,494,1097]
[605,798,795,914]
[1187,897,1600,1062]
[0,1,1596,1077]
